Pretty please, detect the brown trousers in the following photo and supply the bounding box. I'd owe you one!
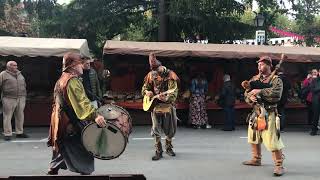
[2,97,26,136]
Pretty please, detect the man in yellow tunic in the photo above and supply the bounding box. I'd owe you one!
[142,53,179,161]
[47,52,106,175]
[243,56,285,176]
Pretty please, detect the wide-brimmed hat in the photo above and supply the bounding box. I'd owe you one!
[62,52,83,72]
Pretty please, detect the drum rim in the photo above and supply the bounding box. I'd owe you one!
[81,122,128,160]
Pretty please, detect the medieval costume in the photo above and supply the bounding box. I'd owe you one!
[47,52,101,175]
[243,56,285,176]
[141,53,179,161]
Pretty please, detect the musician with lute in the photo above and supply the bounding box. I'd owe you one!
[142,53,179,161]
[242,55,286,176]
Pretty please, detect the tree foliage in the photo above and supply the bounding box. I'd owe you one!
[20,0,257,56]
[242,0,288,41]
[0,0,33,36]
[166,0,254,43]
[23,0,156,56]
[4,0,317,57]
[289,0,320,46]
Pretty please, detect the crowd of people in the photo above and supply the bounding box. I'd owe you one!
[0,52,319,177]
[185,61,294,134]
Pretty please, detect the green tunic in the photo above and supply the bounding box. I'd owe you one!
[245,75,285,151]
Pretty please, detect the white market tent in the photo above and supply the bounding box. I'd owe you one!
[104,40,320,63]
[0,36,91,58]
[0,37,91,126]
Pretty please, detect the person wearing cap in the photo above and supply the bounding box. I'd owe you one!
[243,56,286,176]
[0,61,28,141]
[141,53,179,161]
[47,52,106,175]
[82,58,102,108]
[216,74,236,131]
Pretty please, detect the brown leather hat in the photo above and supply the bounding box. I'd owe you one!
[257,56,272,67]
[62,52,83,72]
[149,53,162,70]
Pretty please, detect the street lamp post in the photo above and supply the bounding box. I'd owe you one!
[254,12,266,45]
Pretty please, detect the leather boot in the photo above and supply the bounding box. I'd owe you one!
[272,150,285,176]
[242,144,262,166]
[47,168,59,175]
[152,138,163,161]
[165,138,176,157]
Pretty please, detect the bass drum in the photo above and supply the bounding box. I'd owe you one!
[82,104,132,160]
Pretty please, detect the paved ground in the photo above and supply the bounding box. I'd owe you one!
[0,125,319,180]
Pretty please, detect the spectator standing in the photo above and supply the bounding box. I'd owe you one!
[302,69,318,125]
[188,73,210,129]
[277,68,291,131]
[310,75,320,136]
[217,74,236,131]
[0,61,28,141]
[82,58,102,108]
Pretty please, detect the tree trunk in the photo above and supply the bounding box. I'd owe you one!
[158,0,168,41]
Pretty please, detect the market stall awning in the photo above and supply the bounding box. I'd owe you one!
[103,40,320,63]
[0,37,91,58]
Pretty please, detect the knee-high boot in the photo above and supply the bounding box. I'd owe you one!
[242,144,262,166]
[165,138,175,156]
[152,136,163,161]
[272,150,285,176]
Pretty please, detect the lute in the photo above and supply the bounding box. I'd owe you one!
[143,89,176,111]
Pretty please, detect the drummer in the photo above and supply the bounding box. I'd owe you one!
[142,53,179,161]
[47,52,106,175]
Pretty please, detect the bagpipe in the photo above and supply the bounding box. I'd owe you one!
[241,54,287,92]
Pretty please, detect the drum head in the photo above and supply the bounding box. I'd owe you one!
[98,104,133,136]
[99,104,132,120]
[82,122,127,160]
[97,105,121,119]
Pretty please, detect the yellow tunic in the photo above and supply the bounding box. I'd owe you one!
[67,78,97,120]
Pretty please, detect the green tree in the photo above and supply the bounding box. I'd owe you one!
[165,0,254,43]
[23,0,155,56]
[243,0,288,43]
[0,0,33,36]
[289,0,320,46]
[23,0,295,57]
